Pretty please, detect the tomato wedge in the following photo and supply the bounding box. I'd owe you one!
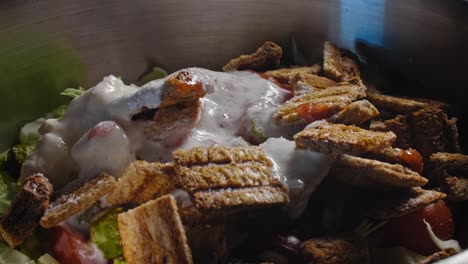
[49,226,104,264]
[384,200,454,255]
[398,148,423,175]
[296,103,336,123]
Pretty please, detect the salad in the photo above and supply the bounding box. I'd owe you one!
[0,41,466,264]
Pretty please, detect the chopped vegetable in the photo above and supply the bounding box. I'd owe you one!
[90,208,124,259]
[140,67,168,83]
[113,256,127,264]
[37,254,60,264]
[0,242,35,264]
[424,219,462,253]
[60,87,85,99]
[251,120,267,143]
[48,105,67,119]
[384,200,454,255]
[6,142,38,178]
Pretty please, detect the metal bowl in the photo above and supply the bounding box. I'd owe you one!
[0,0,467,262]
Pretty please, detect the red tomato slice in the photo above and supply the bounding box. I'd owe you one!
[384,200,454,255]
[398,148,423,175]
[296,103,336,123]
[49,226,103,264]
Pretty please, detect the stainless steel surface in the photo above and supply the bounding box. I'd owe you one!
[0,1,467,261]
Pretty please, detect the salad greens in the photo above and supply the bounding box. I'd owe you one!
[90,208,124,259]
[0,242,35,264]
[140,67,168,84]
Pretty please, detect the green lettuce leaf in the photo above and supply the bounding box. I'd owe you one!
[90,208,123,259]
[140,67,168,84]
[37,254,59,264]
[60,87,85,99]
[0,242,35,264]
[113,256,127,264]
[19,118,45,145]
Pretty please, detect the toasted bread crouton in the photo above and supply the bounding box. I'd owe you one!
[145,100,201,143]
[264,65,322,82]
[40,172,116,228]
[329,155,427,189]
[302,238,369,264]
[328,100,379,125]
[362,187,446,220]
[173,146,272,167]
[370,115,412,149]
[294,122,396,156]
[173,146,288,212]
[292,73,337,91]
[0,174,52,247]
[273,85,366,125]
[108,161,176,205]
[409,107,460,157]
[160,70,206,108]
[176,162,278,192]
[223,41,282,72]
[118,195,193,264]
[323,42,360,82]
[366,93,429,114]
[429,152,468,175]
[443,176,468,201]
[193,186,289,211]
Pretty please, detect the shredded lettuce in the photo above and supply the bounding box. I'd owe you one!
[60,87,85,99]
[423,219,462,252]
[90,208,123,259]
[113,256,127,264]
[37,254,59,264]
[47,105,67,119]
[0,242,35,264]
[140,67,168,83]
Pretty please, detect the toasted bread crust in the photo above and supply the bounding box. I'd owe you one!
[329,155,427,188]
[302,238,369,264]
[329,100,379,125]
[0,174,52,247]
[193,186,289,210]
[294,123,396,156]
[108,161,176,205]
[362,187,446,220]
[366,93,429,114]
[40,172,116,228]
[429,152,468,174]
[173,146,272,167]
[273,85,367,125]
[409,107,460,157]
[176,162,278,192]
[264,65,321,82]
[443,176,468,201]
[223,41,282,72]
[323,42,360,82]
[370,115,412,149]
[118,195,193,264]
[419,248,458,264]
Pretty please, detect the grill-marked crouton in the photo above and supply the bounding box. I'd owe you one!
[329,155,427,189]
[301,238,369,264]
[118,195,193,264]
[273,85,367,125]
[40,172,116,228]
[323,42,360,82]
[294,122,396,156]
[0,174,52,247]
[108,161,176,205]
[223,41,282,72]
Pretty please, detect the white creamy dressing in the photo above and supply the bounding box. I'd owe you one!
[21,68,331,215]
